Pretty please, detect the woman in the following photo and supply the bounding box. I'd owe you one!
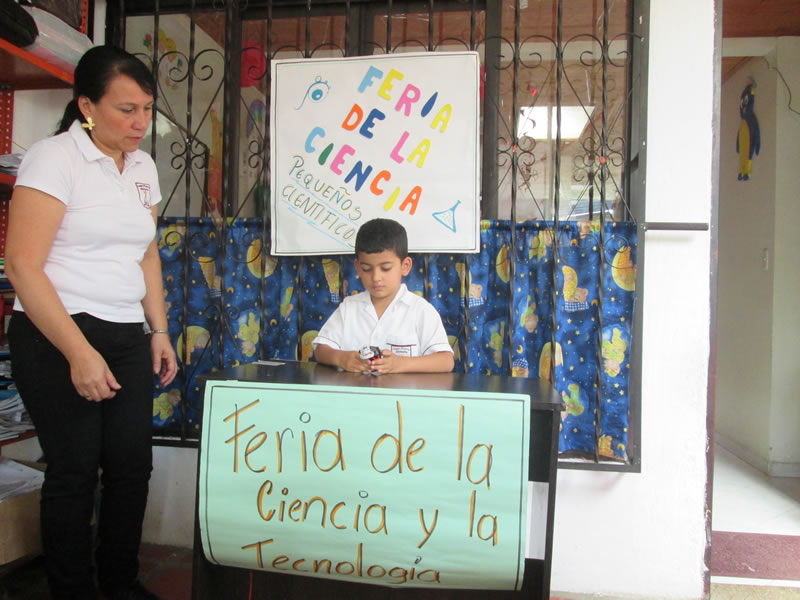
[5,46,177,600]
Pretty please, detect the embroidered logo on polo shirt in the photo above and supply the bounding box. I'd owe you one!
[388,343,414,357]
[135,182,152,209]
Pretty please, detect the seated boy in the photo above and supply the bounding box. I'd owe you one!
[313,218,454,374]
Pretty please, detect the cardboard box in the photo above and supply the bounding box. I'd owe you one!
[0,460,44,565]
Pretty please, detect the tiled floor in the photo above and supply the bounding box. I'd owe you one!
[2,444,799,599]
[0,545,192,600]
[136,545,193,600]
[711,445,800,537]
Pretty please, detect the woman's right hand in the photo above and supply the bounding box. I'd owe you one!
[68,346,122,402]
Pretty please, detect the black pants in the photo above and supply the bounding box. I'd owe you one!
[8,312,154,600]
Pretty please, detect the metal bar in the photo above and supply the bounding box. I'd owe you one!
[506,0,520,374]
[296,257,306,361]
[150,0,159,158]
[461,0,479,374]
[423,254,430,303]
[386,0,392,53]
[344,0,351,56]
[428,0,434,51]
[559,459,641,473]
[481,1,501,218]
[305,0,312,57]
[259,0,274,360]
[178,0,197,443]
[590,0,611,464]
[554,0,562,218]
[356,2,373,57]
[115,0,127,51]
[642,222,710,231]
[546,0,564,391]
[627,0,651,468]
[469,0,475,50]
[221,1,243,372]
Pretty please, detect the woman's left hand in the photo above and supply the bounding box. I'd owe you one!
[150,333,178,387]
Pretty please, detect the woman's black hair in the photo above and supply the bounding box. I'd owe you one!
[56,45,156,134]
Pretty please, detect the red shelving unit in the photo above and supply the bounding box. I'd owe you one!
[0,38,74,90]
[0,22,80,242]
[0,0,89,455]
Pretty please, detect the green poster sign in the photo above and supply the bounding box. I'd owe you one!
[199,381,530,590]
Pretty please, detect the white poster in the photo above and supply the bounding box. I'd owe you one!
[199,381,531,590]
[270,52,480,255]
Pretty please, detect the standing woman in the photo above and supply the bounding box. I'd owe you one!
[5,46,177,600]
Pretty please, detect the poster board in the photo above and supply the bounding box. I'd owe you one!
[270,52,480,255]
[198,381,530,590]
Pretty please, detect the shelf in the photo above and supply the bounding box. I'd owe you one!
[0,38,73,90]
[0,173,14,189]
[0,429,36,449]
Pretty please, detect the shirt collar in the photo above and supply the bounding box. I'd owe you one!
[356,283,412,308]
[68,120,143,167]
[393,283,413,306]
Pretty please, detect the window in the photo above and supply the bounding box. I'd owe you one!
[117,0,647,469]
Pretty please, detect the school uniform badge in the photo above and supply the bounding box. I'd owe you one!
[135,182,152,208]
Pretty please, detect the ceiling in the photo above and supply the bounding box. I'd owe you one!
[722,0,800,37]
[721,0,800,83]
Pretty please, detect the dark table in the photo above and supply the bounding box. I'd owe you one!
[192,361,562,600]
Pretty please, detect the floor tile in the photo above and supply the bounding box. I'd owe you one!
[711,531,800,580]
[145,566,192,600]
[712,445,800,536]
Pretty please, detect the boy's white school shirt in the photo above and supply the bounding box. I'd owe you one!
[312,284,453,357]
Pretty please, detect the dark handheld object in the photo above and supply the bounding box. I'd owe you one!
[0,1,38,47]
[359,346,381,361]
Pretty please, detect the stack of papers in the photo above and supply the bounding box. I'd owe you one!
[0,457,43,501]
[0,388,34,442]
[0,153,23,176]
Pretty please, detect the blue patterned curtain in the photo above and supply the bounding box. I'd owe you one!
[154,218,636,462]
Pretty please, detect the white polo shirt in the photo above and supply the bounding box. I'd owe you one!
[13,120,161,322]
[312,284,453,357]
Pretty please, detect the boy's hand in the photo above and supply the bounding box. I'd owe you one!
[369,349,402,374]
[340,350,374,373]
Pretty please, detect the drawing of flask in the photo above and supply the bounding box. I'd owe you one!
[432,200,461,232]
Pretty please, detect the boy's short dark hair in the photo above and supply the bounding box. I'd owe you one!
[355,219,409,259]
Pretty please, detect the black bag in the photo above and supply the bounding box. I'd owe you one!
[0,0,38,47]
[21,0,82,31]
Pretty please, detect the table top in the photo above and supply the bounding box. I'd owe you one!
[201,361,563,411]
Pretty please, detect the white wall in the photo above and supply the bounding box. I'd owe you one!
[144,446,197,546]
[716,57,776,470]
[770,38,800,475]
[11,89,72,152]
[717,38,800,477]
[549,1,715,598]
